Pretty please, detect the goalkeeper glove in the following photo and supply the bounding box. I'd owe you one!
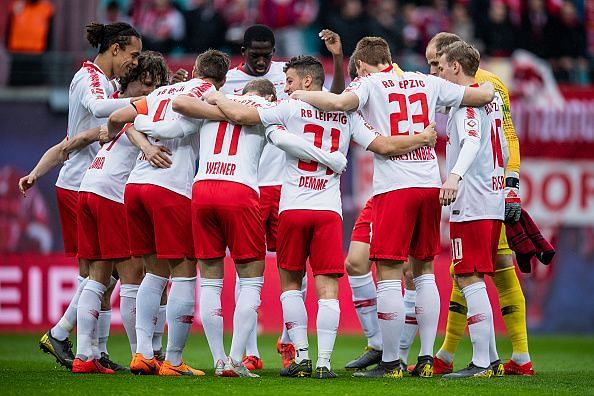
[504,171,521,223]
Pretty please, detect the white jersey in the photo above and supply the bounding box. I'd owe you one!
[221,61,287,186]
[446,92,507,222]
[195,94,273,193]
[126,78,215,198]
[345,66,465,195]
[258,99,377,217]
[79,124,139,204]
[56,61,130,191]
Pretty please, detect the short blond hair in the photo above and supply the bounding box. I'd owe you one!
[353,37,392,66]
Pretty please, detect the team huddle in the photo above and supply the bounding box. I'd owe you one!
[19,21,535,380]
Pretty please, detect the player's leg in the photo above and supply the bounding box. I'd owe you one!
[40,188,81,369]
[116,257,144,357]
[399,264,418,370]
[96,273,125,371]
[443,220,500,379]
[153,288,167,362]
[494,227,534,375]
[277,210,312,378]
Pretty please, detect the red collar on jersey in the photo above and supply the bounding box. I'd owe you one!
[82,61,106,76]
[380,64,394,73]
[469,83,480,87]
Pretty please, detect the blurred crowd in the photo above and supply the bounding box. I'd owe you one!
[3,0,593,84]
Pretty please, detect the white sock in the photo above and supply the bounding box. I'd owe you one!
[377,280,404,363]
[120,284,139,355]
[399,289,417,364]
[153,305,166,353]
[414,274,440,357]
[229,277,263,363]
[136,273,168,359]
[98,310,111,355]
[489,324,499,363]
[165,277,196,366]
[76,280,105,360]
[199,278,226,365]
[280,290,308,362]
[317,299,339,370]
[462,282,493,368]
[51,276,87,341]
[349,272,381,350]
[436,349,455,365]
[511,352,531,365]
[236,274,261,358]
[279,275,307,345]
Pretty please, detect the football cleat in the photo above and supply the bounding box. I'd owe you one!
[221,357,260,378]
[153,349,165,363]
[491,359,505,377]
[504,360,535,376]
[433,355,454,375]
[352,360,403,378]
[72,357,115,374]
[442,362,493,379]
[279,359,312,378]
[345,346,382,370]
[159,360,205,376]
[214,359,225,377]
[130,353,161,375]
[276,338,296,368]
[99,352,128,372]
[242,355,263,371]
[410,355,434,378]
[39,331,75,369]
[313,366,338,379]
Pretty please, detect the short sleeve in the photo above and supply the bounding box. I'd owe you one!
[454,107,481,143]
[428,74,465,108]
[345,77,371,112]
[257,99,291,127]
[349,112,378,149]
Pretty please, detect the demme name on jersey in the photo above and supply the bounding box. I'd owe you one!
[299,175,329,191]
[300,108,348,125]
[205,161,236,176]
[390,146,435,161]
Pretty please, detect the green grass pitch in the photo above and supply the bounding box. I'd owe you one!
[1,333,593,395]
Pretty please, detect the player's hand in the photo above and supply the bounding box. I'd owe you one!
[504,171,521,223]
[98,125,111,144]
[328,151,348,174]
[420,122,437,147]
[205,90,225,105]
[18,173,37,197]
[320,29,343,57]
[440,173,461,206]
[290,90,306,100]
[170,68,189,84]
[144,145,172,169]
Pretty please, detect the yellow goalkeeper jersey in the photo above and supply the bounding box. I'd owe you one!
[474,68,521,174]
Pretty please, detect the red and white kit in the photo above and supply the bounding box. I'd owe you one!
[77,123,141,260]
[221,61,288,251]
[258,99,377,275]
[346,66,465,261]
[192,94,273,262]
[125,78,215,259]
[446,92,507,276]
[56,61,129,256]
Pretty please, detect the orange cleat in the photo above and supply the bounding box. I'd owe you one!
[159,360,205,376]
[242,355,263,371]
[130,353,161,375]
[504,360,535,376]
[276,338,296,369]
[72,357,115,374]
[432,355,454,375]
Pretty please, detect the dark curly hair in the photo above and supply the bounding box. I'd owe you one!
[119,51,170,93]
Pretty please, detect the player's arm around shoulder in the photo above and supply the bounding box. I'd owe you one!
[290,89,358,112]
[172,94,226,121]
[368,122,437,156]
[108,101,142,137]
[205,91,261,126]
[461,81,495,107]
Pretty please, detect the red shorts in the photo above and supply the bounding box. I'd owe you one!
[192,180,265,263]
[351,198,373,244]
[124,183,194,259]
[450,219,502,276]
[56,187,78,257]
[370,187,441,262]
[77,192,130,260]
[277,210,344,277]
[259,185,281,252]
